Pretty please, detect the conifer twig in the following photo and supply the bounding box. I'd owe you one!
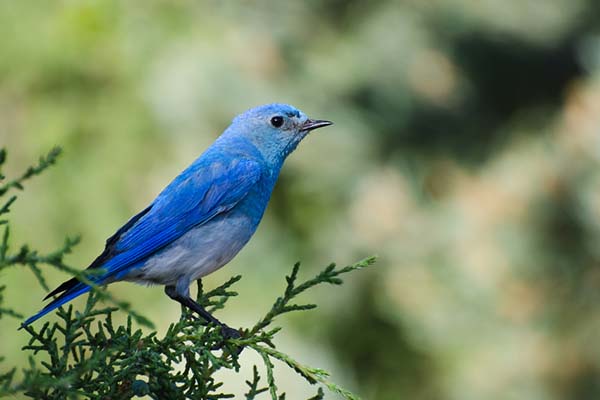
[0,148,376,399]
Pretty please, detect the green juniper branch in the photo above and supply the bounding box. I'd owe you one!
[0,146,61,197]
[0,148,375,399]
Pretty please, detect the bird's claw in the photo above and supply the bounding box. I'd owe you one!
[210,325,243,355]
[220,325,242,340]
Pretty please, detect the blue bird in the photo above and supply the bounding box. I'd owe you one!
[23,103,332,337]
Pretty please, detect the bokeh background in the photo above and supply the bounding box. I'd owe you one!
[2,1,600,399]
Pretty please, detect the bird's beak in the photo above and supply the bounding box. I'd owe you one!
[301,119,333,132]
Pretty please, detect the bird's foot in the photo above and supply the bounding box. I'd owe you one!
[220,324,242,340]
[213,324,244,355]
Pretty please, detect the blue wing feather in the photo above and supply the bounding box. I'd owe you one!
[22,156,263,327]
[102,157,262,278]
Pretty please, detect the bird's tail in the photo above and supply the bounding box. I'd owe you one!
[21,281,92,328]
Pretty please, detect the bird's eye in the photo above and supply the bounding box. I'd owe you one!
[270,116,284,128]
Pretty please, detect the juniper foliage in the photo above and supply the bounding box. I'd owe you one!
[0,148,376,399]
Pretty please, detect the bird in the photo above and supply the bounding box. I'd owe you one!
[22,103,332,338]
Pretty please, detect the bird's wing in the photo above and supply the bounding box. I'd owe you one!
[27,157,262,326]
[93,157,263,280]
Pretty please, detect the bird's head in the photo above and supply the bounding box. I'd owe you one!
[224,103,332,166]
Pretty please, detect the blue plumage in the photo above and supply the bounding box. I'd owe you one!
[23,103,332,334]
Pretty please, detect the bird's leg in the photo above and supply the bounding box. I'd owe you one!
[164,285,241,339]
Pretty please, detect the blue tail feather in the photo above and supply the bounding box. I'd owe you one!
[21,283,92,328]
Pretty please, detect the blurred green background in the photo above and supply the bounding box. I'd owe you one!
[2,0,600,399]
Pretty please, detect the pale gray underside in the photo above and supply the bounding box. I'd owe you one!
[121,211,255,287]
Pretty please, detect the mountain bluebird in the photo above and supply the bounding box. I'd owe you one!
[23,103,332,337]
